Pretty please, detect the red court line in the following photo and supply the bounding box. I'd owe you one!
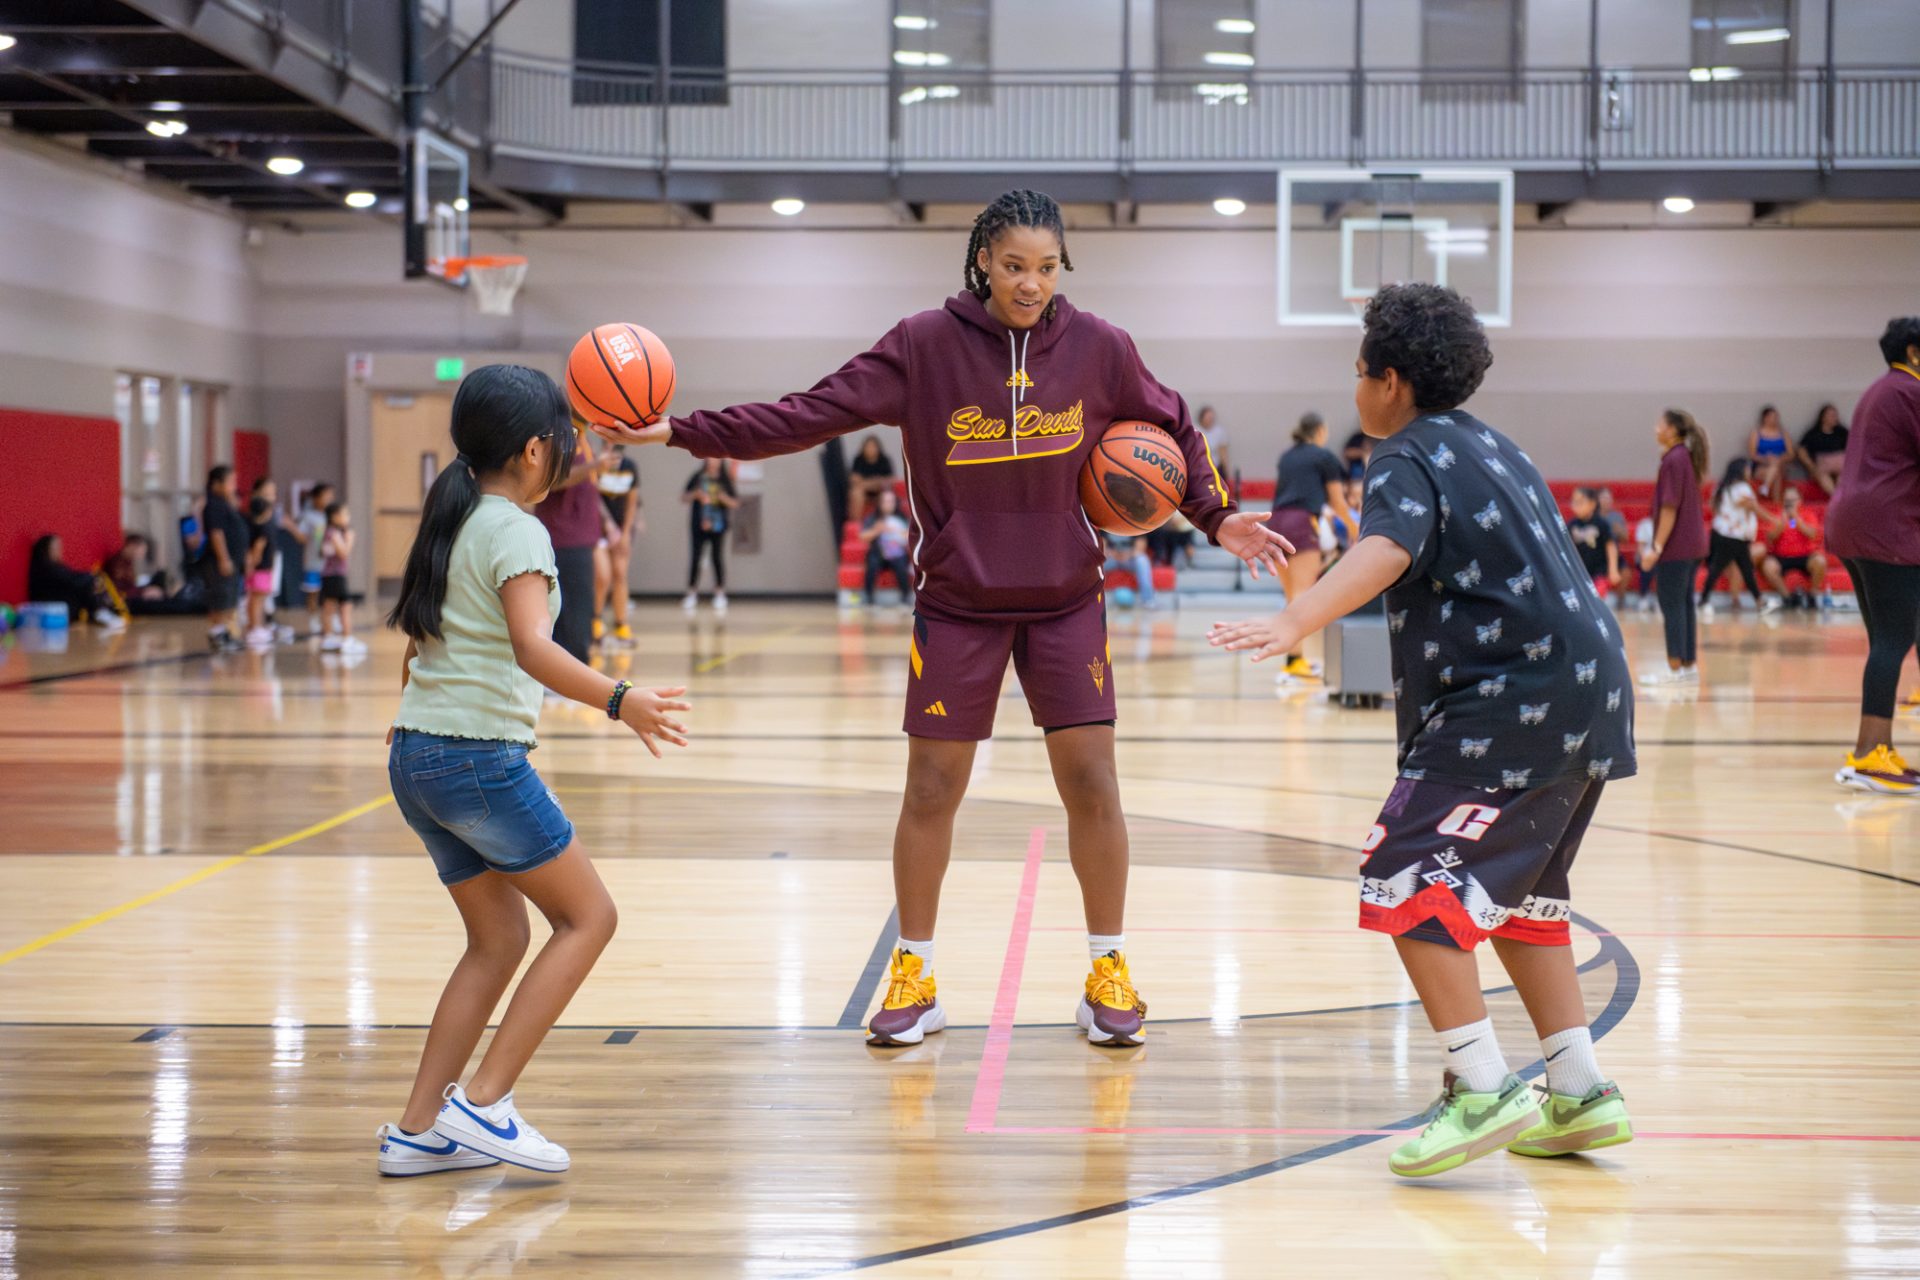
[966,825,1047,1135]
[1032,926,1920,942]
[989,1125,1920,1143]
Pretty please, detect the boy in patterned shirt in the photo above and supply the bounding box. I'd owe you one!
[1211,284,1637,1178]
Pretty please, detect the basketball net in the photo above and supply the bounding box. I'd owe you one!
[445,255,528,316]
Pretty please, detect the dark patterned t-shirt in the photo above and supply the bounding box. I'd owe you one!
[1358,411,1638,790]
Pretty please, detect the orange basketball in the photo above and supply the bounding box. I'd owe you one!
[1080,421,1187,535]
[566,323,675,429]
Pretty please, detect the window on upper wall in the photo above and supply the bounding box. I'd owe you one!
[893,0,990,108]
[1690,0,1794,93]
[1422,0,1525,102]
[573,0,727,106]
[1155,0,1256,105]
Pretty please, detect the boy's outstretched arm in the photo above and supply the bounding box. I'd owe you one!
[1208,535,1412,662]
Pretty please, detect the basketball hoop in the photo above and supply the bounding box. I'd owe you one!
[1344,291,1373,320]
[444,254,527,316]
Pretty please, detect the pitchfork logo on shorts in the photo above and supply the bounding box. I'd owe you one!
[1087,658,1105,694]
[945,400,1086,465]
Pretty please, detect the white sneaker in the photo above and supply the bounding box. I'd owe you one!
[712,591,728,616]
[433,1083,570,1174]
[244,626,274,648]
[308,617,324,636]
[321,635,343,652]
[1699,601,1715,620]
[275,623,296,644]
[92,610,127,632]
[681,592,698,613]
[340,636,368,655]
[1638,667,1696,686]
[376,1121,501,1177]
[1761,594,1784,614]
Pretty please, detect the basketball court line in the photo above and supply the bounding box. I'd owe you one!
[1033,925,1920,942]
[692,624,807,674]
[987,1125,1920,1143]
[0,794,393,969]
[965,825,1048,1133]
[837,906,901,1030]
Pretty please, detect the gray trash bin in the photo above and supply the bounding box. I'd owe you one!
[1324,615,1393,709]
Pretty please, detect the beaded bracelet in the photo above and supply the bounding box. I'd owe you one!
[606,680,633,721]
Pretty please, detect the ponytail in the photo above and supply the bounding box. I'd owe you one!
[1292,411,1325,445]
[1663,408,1709,483]
[387,363,572,642]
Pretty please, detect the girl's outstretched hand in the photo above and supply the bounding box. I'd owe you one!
[1207,614,1303,663]
[590,420,672,448]
[620,685,692,758]
[1216,511,1294,580]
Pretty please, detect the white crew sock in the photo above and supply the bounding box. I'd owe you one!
[1088,933,1126,965]
[896,937,934,976]
[1540,1026,1606,1097]
[1433,1017,1508,1093]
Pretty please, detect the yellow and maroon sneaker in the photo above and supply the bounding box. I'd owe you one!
[866,949,945,1046]
[1076,951,1147,1047]
[1836,745,1920,796]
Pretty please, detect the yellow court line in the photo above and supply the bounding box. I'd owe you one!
[0,795,394,970]
[693,625,805,675]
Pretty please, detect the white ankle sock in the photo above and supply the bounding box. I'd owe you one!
[1540,1026,1605,1097]
[896,937,933,975]
[1434,1017,1508,1092]
[1088,933,1126,965]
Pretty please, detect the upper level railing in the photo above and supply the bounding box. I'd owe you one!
[489,56,1920,172]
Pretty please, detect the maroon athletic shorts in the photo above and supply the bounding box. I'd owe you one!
[904,594,1114,741]
[1269,507,1319,553]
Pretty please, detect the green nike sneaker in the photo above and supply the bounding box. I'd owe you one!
[1506,1081,1634,1158]
[1389,1072,1542,1178]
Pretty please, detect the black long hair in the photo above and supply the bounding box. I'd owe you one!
[388,364,573,642]
[963,189,1072,321]
[1713,457,1751,511]
[1663,408,1710,482]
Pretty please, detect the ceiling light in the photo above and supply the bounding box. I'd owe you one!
[1662,196,1695,214]
[928,84,961,99]
[266,155,304,176]
[771,198,805,217]
[1688,65,1743,81]
[1212,197,1247,217]
[892,50,951,67]
[1214,18,1256,35]
[892,15,936,30]
[1195,82,1250,103]
[1202,51,1255,67]
[452,196,469,212]
[898,86,927,105]
[0,34,16,53]
[144,119,187,138]
[344,190,377,209]
[1725,27,1790,44]
[149,99,183,111]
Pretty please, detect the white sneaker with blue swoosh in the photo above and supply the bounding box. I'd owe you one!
[375,1122,501,1177]
[433,1082,570,1173]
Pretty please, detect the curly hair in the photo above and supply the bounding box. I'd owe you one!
[1359,283,1493,412]
[1880,316,1920,366]
[964,189,1073,320]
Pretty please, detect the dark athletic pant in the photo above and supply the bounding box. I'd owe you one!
[688,527,727,591]
[1700,531,1763,606]
[1844,558,1920,718]
[1654,559,1699,665]
[551,544,595,663]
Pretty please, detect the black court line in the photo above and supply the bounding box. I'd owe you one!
[604,1029,638,1045]
[0,649,210,691]
[131,1026,175,1042]
[837,906,901,1030]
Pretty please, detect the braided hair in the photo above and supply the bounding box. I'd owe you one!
[963,189,1073,321]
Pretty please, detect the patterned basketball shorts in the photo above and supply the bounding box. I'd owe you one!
[1358,774,1603,950]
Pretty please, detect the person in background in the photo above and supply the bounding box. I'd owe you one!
[683,457,738,615]
[1760,486,1831,611]
[1195,405,1229,477]
[1700,458,1779,617]
[1639,408,1710,685]
[319,501,365,655]
[1341,428,1373,481]
[819,435,851,553]
[1270,411,1358,682]
[27,535,124,632]
[860,487,913,607]
[1748,404,1790,500]
[1797,403,1849,496]
[1148,510,1195,568]
[595,447,642,649]
[105,533,165,603]
[200,464,247,651]
[1827,316,1920,793]
[1565,487,1621,597]
[1101,533,1156,610]
[848,435,896,525]
[243,493,278,648]
[535,425,606,663]
[293,482,334,637]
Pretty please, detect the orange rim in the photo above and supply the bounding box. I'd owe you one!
[441,254,528,276]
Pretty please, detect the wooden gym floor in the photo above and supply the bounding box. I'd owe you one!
[0,602,1915,1278]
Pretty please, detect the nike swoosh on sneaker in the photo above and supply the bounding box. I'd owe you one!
[1461,1103,1507,1128]
[450,1097,520,1141]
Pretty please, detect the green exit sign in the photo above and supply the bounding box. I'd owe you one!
[434,357,465,382]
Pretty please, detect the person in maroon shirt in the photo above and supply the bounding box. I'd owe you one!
[590,189,1290,1050]
[1638,408,1710,685]
[536,429,607,663]
[1827,316,1920,794]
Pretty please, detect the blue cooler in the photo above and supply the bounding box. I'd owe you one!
[21,602,70,630]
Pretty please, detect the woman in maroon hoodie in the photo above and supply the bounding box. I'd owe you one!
[592,189,1290,1049]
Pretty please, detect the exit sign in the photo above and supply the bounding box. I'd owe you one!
[434,357,465,382]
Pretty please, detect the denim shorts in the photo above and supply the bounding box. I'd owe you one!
[388,729,575,886]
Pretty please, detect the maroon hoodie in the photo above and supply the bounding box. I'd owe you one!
[668,292,1235,622]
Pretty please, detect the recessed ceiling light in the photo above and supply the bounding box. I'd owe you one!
[1212,197,1247,217]
[1688,65,1743,81]
[1662,196,1695,214]
[771,198,805,217]
[892,15,935,30]
[344,190,377,209]
[0,34,17,53]
[892,50,951,67]
[144,118,187,138]
[149,99,183,111]
[1725,27,1790,44]
[266,156,304,176]
[1214,19,1256,35]
[452,196,469,212]
[1203,51,1255,67]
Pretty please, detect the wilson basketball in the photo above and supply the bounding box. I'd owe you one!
[567,322,675,428]
[1080,421,1187,535]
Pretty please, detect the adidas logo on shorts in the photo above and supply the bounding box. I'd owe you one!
[923,701,948,716]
